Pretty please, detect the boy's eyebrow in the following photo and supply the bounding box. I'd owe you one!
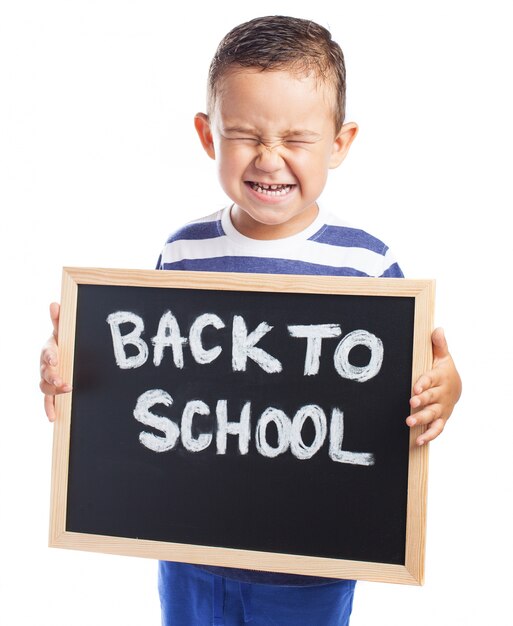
[285,129,323,139]
[222,125,258,134]
[222,125,322,139]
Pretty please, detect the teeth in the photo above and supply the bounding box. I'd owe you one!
[249,182,293,196]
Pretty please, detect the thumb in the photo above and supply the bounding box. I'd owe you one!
[49,302,60,340]
[431,327,449,361]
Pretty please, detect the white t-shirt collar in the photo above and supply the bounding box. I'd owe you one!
[221,203,325,250]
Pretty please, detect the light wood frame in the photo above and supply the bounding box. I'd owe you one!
[49,267,434,585]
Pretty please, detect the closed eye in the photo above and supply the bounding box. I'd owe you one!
[225,136,259,143]
[285,139,315,146]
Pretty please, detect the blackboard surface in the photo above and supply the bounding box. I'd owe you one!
[50,268,433,584]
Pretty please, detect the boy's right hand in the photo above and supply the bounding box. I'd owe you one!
[39,302,72,422]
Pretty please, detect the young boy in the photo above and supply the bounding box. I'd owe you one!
[40,15,462,626]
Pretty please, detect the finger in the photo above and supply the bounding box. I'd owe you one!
[40,379,72,396]
[40,360,62,387]
[412,370,440,396]
[49,302,60,339]
[406,404,442,428]
[42,346,58,368]
[431,327,449,361]
[40,332,60,370]
[410,386,439,410]
[44,394,56,422]
[40,379,57,395]
[415,417,446,446]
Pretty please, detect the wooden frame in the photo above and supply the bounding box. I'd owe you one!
[49,267,434,585]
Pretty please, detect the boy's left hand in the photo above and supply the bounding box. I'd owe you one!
[406,327,462,446]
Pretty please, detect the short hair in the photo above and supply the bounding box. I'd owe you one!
[207,15,347,131]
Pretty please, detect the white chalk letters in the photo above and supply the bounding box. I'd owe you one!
[107,311,383,379]
[107,310,383,465]
[133,392,375,466]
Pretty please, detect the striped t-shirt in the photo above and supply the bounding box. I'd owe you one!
[157,205,403,278]
[157,204,403,586]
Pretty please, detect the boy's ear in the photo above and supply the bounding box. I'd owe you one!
[329,122,359,169]
[194,113,216,159]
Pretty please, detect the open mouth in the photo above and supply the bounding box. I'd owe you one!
[247,181,295,196]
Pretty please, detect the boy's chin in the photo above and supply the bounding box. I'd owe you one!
[231,203,319,239]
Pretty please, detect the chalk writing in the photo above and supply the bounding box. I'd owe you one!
[107,310,385,466]
[107,311,383,379]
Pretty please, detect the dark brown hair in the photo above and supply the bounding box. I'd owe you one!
[207,15,347,131]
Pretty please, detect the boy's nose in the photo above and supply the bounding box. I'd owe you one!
[254,144,284,172]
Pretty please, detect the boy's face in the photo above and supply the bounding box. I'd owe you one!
[195,68,357,239]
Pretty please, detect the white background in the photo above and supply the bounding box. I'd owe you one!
[1,1,511,624]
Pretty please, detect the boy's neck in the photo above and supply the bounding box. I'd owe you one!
[230,203,320,240]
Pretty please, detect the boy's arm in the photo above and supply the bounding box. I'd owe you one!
[406,327,462,446]
[39,302,72,422]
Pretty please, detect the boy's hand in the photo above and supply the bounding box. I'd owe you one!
[39,302,72,422]
[406,327,462,446]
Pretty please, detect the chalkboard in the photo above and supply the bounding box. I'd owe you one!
[49,268,434,585]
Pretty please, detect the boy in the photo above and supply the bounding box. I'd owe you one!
[40,15,461,626]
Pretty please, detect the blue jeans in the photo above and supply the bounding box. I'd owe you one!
[158,561,356,626]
